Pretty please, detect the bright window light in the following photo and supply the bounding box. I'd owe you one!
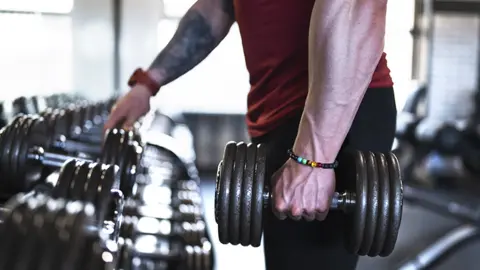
[0,0,74,14]
[163,0,195,18]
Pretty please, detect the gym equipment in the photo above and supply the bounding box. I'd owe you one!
[123,197,202,223]
[119,220,212,270]
[0,158,124,236]
[0,195,117,270]
[121,215,207,245]
[134,184,202,207]
[432,124,480,175]
[215,141,403,257]
[0,114,141,198]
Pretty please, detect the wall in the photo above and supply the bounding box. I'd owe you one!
[0,0,115,102]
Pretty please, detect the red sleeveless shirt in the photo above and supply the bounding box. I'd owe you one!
[233,0,394,137]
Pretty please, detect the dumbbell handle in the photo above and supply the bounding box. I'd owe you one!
[27,146,94,168]
[52,135,101,156]
[265,190,356,213]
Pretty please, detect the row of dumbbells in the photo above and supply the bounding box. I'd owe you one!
[0,93,116,129]
[0,95,213,269]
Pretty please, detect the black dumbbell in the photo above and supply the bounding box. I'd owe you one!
[0,115,141,198]
[215,142,403,257]
[121,215,207,245]
[0,195,117,270]
[0,159,124,236]
[117,225,213,270]
[123,198,202,223]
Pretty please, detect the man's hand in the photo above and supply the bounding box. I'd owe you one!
[104,84,152,131]
[271,159,336,222]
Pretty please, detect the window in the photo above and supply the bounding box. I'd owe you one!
[0,12,73,100]
[0,0,74,14]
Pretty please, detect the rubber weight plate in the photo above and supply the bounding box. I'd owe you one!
[70,161,91,201]
[340,150,368,254]
[368,153,390,257]
[216,142,236,244]
[250,143,266,248]
[52,159,78,198]
[228,142,247,245]
[380,152,403,256]
[358,151,379,256]
[240,143,256,246]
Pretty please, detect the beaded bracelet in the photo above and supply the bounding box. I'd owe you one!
[287,149,338,169]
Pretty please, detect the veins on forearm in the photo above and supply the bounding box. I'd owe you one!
[149,10,220,86]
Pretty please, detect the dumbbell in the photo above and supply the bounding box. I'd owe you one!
[0,195,118,270]
[215,142,403,257]
[123,198,202,223]
[133,184,202,207]
[118,223,213,270]
[121,215,207,245]
[0,159,124,236]
[0,115,141,198]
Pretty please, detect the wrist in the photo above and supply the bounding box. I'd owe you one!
[293,117,340,163]
[128,68,162,96]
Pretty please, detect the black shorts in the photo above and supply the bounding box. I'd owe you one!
[251,87,397,270]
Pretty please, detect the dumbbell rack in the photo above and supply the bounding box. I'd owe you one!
[0,95,215,270]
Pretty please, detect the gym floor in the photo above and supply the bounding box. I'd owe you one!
[199,179,480,270]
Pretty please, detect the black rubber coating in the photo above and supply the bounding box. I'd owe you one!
[380,152,403,257]
[368,153,390,257]
[240,143,256,246]
[217,142,237,244]
[229,142,246,245]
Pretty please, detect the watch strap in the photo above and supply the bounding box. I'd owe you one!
[127,68,161,96]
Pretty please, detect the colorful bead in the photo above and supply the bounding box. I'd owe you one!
[287,148,338,169]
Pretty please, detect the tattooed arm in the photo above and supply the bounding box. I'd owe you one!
[147,0,235,86]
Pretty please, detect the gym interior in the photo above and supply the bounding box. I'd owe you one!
[0,0,478,269]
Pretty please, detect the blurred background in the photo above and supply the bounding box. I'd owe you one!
[2,0,480,269]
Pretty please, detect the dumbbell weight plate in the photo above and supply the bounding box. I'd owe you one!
[15,196,46,270]
[229,142,247,245]
[10,116,32,183]
[84,163,102,205]
[95,165,116,224]
[368,153,390,257]
[2,116,24,181]
[251,143,266,248]
[70,161,91,201]
[38,200,66,270]
[52,159,78,198]
[0,200,27,268]
[23,200,51,269]
[15,117,41,193]
[240,143,256,246]
[216,142,236,244]
[380,153,403,256]
[120,144,140,197]
[358,152,379,256]
[340,150,368,255]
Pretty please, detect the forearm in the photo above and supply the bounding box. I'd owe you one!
[148,0,235,86]
[293,0,387,162]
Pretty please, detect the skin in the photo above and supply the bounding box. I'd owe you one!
[105,0,389,222]
[272,0,388,221]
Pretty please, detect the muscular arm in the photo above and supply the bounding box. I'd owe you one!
[147,0,235,86]
[293,0,387,162]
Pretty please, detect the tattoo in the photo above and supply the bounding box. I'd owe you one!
[149,10,219,86]
[221,0,235,20]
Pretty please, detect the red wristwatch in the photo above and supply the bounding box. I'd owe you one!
[128,68,161,96]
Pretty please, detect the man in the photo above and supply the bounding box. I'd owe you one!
[105,0,396,269]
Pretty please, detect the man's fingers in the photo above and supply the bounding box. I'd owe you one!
[104,107,126,131]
